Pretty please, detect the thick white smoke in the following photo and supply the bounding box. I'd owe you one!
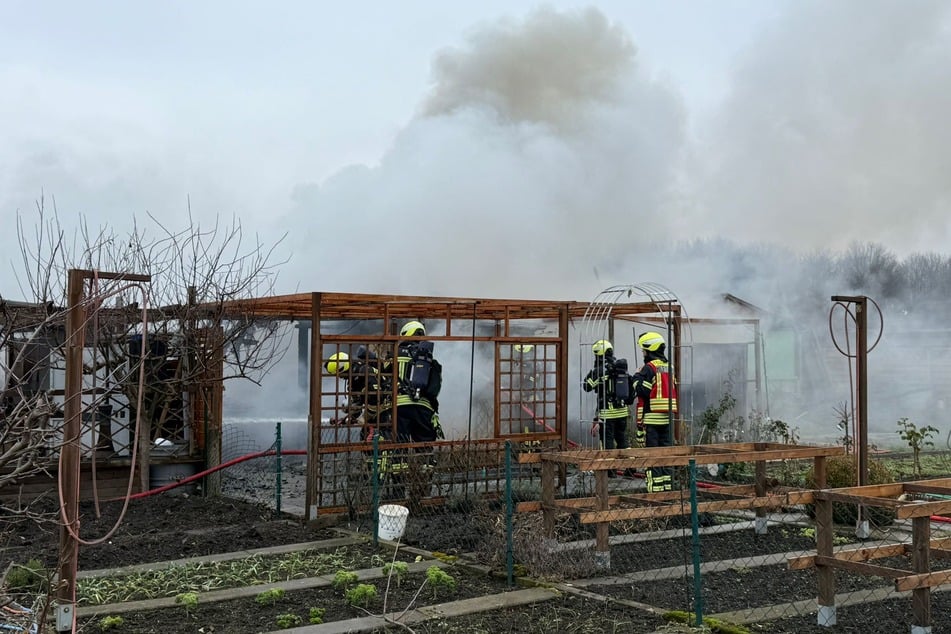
[692,0,951,256]
[283,7,686,300]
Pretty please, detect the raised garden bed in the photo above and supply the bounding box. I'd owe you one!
[77,562,517,633]
[77,543,416,605]
[4,494,334,570]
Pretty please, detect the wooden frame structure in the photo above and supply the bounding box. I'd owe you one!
[209,291,684,519]
[517,442,845,569]
[789,478,951,630]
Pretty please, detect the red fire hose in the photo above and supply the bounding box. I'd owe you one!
[109,449,307,501]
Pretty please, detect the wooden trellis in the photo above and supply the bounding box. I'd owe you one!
[517,442,845,569]
[789,478,951,630]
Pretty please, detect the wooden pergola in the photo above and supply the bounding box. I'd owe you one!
[210,291,686,519]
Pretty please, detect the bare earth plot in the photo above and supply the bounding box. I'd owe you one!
[5,493,951,633]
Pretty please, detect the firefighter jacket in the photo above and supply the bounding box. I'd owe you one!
[632,357,678,425]
[344,361,391,427]
[582,357,631,420]
[395,341,435,411]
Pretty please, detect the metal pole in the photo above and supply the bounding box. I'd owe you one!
[689,459,703,626]
[856,298,868,488]
[505,441,514,587]
[372,433,380,546]
[275,422,282,517]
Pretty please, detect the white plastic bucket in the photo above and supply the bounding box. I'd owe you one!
[378,504,409,541]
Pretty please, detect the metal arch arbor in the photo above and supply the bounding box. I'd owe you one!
[579,282,692,448]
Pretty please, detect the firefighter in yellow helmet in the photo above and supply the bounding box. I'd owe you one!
[514,343,543,431]
[632,331,678,492]
[324,350,391,440]
[394,320,443,442]
[583,340,633,475]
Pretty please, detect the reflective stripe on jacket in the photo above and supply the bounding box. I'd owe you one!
[634,359,677,425]
[583,365,630,420]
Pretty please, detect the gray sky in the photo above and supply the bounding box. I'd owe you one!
[2,1,949,302]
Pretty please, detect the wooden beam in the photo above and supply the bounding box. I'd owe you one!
[576,495,788,522]
[815,556,907,578]
[898,499,951,519]
[896,569,951,593]
[790,538,951,571]
[902,482,951,496]
[816,487,904,506]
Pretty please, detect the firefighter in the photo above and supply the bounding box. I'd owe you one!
[583,340,632,476]
[325,350,398,497]
[514,344,540,402]
[325,350,391,439]
[386,320,445,503]
[632,331,678,492]
[514,343,544,434]
[395,320,443,442]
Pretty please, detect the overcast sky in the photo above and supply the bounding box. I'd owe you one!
[2,1,950,302]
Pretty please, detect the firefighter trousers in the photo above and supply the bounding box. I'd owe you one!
[645,423,673,492]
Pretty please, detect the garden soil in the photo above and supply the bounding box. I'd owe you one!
[5,490,951,633]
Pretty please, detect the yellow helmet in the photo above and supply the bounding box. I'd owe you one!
[592,340,613,356]
[325,352,350,375]
[638,331,666,352]
[400,320,425,337]
[514,344,534,354]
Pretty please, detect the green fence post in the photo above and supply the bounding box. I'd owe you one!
[689,459,703,626]
[372,434,380,546]
[275,421,282,517]
[505,440,514,587]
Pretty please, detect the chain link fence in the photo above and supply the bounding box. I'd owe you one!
[215,422,951,632]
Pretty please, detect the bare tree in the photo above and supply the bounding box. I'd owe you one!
[836,241,905,301]
[901,252,951,309]
[1,195,289,497]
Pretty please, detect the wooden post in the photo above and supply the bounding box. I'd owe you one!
[557,306,569,452]
[541,458,555,539]
[56,268,85,631]
[595,467,610,571]
[203,327,224,496]
[911,515,931,632]
[814,456,827,489]
[816,494,836,627]
[305,292,322,521]
[754,442,767,534]
[557,306,569,489]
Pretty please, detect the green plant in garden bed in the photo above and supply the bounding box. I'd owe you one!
[78,547,379,606]
[425,566,457,597]
[895,418,940,479]
[308,607,326,624]
[98,615,124,631]
[796,527,849,545]
[275,613,302,628]
[255,587,285,605]
[382,561,409,586]
[345,583,378,608]
[5,558,48,593]
[174,591,199,617]
[332,570,359,590]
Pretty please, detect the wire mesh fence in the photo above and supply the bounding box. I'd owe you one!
[214,423,951,633]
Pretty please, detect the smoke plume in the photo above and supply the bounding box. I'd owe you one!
[283,7,686,300]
